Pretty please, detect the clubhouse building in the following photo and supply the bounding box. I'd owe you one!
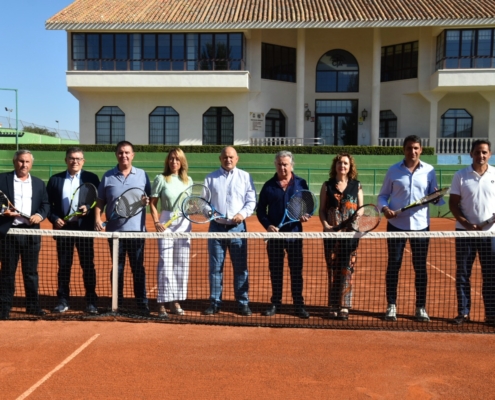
[46,0,495,153]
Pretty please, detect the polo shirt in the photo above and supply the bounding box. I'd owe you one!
[450,164,495,231]
[98,165,151,232]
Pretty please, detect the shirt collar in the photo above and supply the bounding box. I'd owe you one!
[220,166,236,176]
[400,159,423,170]
[65,170,81,179]
[14,172,31,183]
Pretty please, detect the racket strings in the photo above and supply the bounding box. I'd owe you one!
[78,184,97,207]
[287,192,316,220]
[354,206,381,232]
[182,197,212,223]
[116,189,146,217]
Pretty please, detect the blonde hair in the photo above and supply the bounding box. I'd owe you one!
[163,148,189,184]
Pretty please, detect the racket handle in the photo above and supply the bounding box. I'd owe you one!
[479,214,495,228]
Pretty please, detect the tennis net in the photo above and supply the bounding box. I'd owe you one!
[1,228,494,333]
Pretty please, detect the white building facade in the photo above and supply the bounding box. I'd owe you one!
[46,0,495,153]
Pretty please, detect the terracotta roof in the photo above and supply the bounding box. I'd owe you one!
[46,0,495,30]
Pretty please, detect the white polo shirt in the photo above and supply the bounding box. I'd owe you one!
[450,164,495,231]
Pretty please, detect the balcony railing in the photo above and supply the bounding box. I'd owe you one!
[378,138,430,147]
[436,137,487,154]
[250,137,325,146]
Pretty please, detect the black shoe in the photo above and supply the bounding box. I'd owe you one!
[295,307,310,319]
[486,316,495,326]
[239,304,252,316]
[453,314,469,325]
[263,304,278,317]
[337,309,349,321]
[26,308,46,316]
[137,305,150,316]
[86,304,99,315]
[0,309,10,320]
[204,305,220,315]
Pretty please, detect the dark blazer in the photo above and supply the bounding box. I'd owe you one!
[0,171,50,237]
[47,170,100,231]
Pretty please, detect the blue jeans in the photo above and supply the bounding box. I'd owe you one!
[386,223,429,308]
[455,230,495,318]
[207,221,249,307]
[108,238,148,308]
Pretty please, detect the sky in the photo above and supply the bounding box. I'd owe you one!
[0,1,78,135]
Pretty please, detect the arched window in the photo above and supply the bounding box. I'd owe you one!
[265,109,286,138]
[441,109,473,138]
[203,107,233,145]
[379,110,397,138]
[149,107,179,144]
[95,106,125,144]
[316,49,359,92]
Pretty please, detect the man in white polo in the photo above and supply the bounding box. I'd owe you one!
[449,139,495,326]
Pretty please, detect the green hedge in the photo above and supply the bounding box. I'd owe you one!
[0,144,435,156]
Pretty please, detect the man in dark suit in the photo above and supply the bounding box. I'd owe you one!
[0,150,50,320]
[47,147,100,314]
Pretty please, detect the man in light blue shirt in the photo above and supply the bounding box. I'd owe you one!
[95,141,151,315]
[378,135,444,323]
[203,146,256,316]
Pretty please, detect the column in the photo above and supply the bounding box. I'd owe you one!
[296,29,305,141]
[370,28,381,146]
[480,92,495,144]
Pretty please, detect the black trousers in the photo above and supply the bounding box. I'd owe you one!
[55,236,97,306]
[0,232,41,311]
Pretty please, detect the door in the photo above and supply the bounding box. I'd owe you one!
[315,100,358,145]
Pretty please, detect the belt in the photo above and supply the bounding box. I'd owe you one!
[212,220,240,229]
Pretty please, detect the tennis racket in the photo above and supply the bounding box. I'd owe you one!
[479,214,495,228]
[278,190,318,229]
[63,183,98,221]
[102,187,148,227]
[332,204,381,233]
[0,190,31,219]
[163,184,211,229]
[393,187,450,215]
[181,196,227,224]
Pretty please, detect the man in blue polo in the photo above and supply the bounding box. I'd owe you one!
[95,141,151,315]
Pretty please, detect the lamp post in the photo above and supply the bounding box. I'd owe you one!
[5,107,13,128]
[0,88,19,150]
[55,120,60,136]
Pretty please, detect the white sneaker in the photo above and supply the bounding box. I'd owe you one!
[416,307,430,322]
[385,304,397,321]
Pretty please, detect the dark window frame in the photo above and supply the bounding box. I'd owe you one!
[379,110,398,138]
[149,106,180,145]
[95,106,125,144]
[261,43,297,83]
[436,29,495,70]
[441,109,473,138]
[71,32,245,71]
[265,109,286,138]
[381,41,418,82]
[316,49,359,93]
[202,107,234,145]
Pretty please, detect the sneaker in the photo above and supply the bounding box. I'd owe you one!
[169,301,185,316]
[453,314,469,325]
[158,305,169,319]
[53,303,69,313]
[385,304,397,321]
[86,304,98,314]
[416,307,430,322]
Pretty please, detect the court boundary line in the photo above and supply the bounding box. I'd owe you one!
[15,334,100,400]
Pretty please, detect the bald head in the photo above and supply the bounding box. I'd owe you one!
[219,146,239,171]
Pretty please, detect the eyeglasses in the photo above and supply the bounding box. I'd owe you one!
[68,158,84,162]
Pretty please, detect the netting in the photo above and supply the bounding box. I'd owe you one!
[1,228,495,333]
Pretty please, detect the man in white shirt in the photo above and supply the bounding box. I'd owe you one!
[203,147,256,316]
[449,139,495,326]
[0,150,50,320]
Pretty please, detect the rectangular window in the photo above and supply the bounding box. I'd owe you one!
[381,41,418,82]
[71,33,244,71]
[262,43,296,83]
[436,29,495,70]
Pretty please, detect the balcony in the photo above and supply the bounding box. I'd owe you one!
[431,69,495,92]
[67,70,250,93]
[250,137,325,146]
[378,137,486,154]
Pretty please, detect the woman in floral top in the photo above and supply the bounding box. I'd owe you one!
[319,153,363,320]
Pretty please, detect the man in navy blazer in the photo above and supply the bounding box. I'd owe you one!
[0,150,50,320]
[47,147,100,314]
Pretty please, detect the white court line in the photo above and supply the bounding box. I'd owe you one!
[191,253,197,258]
[404,247,481,296]
[16,334,100,400]
[147,285,158,295]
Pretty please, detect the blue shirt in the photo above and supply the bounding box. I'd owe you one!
[377,159,444,230]
[98,165,151,232]
[257,173,309,232]
[203,167,256,224]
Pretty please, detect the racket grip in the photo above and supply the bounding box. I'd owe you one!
[479,215,495,228]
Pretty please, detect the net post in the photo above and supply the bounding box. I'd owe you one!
[111,233,120,312]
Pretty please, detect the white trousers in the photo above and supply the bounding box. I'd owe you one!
[157,211,191,303]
